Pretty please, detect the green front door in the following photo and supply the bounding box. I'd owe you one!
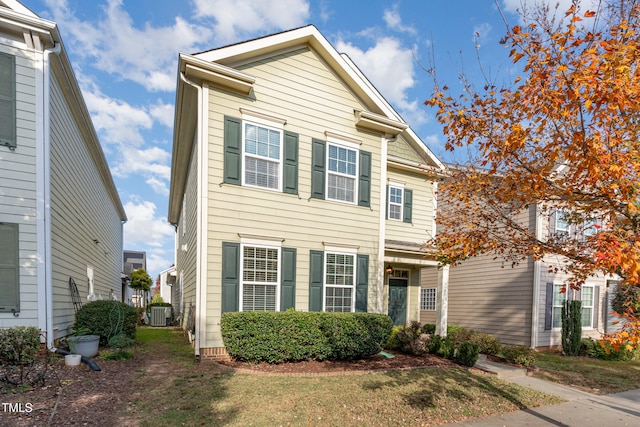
[389,278,408,326]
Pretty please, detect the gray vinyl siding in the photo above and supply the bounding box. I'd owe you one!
[175,134,198,331]
[0,44,38,329]
[49,75,123,338]
[201,47,382,348]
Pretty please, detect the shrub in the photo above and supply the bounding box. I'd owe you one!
[455,341,480,367]
[385,326,402,350]
[108,333,135,349]
[561,300,582,356]
[437,337,455,359]
[0,327,41,366]
[469,332,501,356]
[221,312,393,363]
[590,340,638,361]
[421,323,436,334]
[428,334,442,354]
[500,344,536,367]
[74,300,137,346]
[395,321,429,355]
[101,349,133,360]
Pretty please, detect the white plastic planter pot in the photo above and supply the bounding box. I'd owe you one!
[65,354,82,366]
[67,335,100,358]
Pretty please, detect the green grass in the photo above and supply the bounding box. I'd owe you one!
[533,351,640,394]
[128,327,561,426]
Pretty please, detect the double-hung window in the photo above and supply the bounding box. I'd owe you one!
[581,285,594,328]
[243,120,282,191]
[555,210,570,234]
[327,142,358,203]
[551,283,567,329]
[420,288,436,311]
[240,245,280,311]
[388,186,403,220]
[324,252,355,312]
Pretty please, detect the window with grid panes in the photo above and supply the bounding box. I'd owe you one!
[581,285,594,328]
[243,122,282,190]
[420,288,436,311]
[325,252,355,312]
[388,186,403,220]
[327,144,357,203]
[241,246,279,311]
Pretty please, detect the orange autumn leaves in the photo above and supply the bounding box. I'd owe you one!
[427,1,640,350]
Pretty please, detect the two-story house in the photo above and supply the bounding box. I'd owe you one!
[420,201,619,349]
[0,1,126,348]
[168,25,447,359]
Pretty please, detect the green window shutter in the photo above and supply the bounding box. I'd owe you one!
[311,139,325,199]
[0,223,19,312]
[403,189,413,223]
[0,53,16,149]
[358,150,371,207]
[283,131,299,194]
[544,282,554,330]
[309,250,324,311]
[280,247,296,310]
[223,116,242,185]
[592,286,600,329]
[355,254,369,312]
[221,242,240,313]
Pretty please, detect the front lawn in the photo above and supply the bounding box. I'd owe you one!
[533,351,640,394]
[128,327,561,426]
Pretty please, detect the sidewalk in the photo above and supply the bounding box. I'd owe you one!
[446,355,640,426]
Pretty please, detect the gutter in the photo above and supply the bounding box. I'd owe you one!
[43,42,61,352]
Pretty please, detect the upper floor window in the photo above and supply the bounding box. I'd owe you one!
[388,186,403,220]
[243,121,282,191]
[0,52,16,150]
[327,143,358,203]
[555,210,570,234]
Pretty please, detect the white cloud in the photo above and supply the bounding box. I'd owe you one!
[193,0,310,42]
[473,22,493,46]
[112,146,171,195]
[383,5,417,35]
[336,36,416,112]
[149,102,175,129]
[44,0,210,92]
[501,0,600,23]
[145,250,174,280]
[123,199,174,249]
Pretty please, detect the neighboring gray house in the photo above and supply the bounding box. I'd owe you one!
[421,203,620,349]
[0,1,126,347]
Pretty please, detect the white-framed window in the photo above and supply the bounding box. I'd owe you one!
[420,288,436,311]
[327,140,358,203]
[551,283,567,329]
[388,186,403,221]
[555,210,570,234]
[391,269,409,279]
[581,285,595,328]
[242,120,283,191]
[240,245,280,311]
[324,252,355,312]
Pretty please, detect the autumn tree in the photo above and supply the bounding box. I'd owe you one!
[427,0,640,350]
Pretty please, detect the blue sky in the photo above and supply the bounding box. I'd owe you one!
[19,0,576,281]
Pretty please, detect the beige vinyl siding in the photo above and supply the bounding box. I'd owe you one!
[49,75,123,338]
[202,47,382,348]
[386,169,436,243]
[388,136,423,163]
[175,135,198,330]
[0,44,38,328]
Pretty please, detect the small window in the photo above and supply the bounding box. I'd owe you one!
[581,285,594,328]
[555,210,569,234]
[324,252,355,312]
[551,284,567,329]
[243,122,282,190]
[420,288,436,311]
[327,143,358,203]
[388,186,403,220]
[241,245,280,311]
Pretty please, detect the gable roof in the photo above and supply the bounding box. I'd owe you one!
[169,25,445,222]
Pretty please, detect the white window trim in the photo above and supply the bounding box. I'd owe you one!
[239,243,281,312]
[323,250,356,312]
[241,116,284,192]
[420,288,437,311]
[555,210,570,234]
[388,183,404,221]
[581,284,595,329]
[325,137,359,205]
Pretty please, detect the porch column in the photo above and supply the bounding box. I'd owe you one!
[435,265,449,336]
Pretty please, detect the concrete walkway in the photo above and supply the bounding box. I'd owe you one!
[446,355,640,426]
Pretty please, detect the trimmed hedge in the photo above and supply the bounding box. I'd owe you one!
[0,326,41,366]
[221,311,393,363]
[74,300,137,345]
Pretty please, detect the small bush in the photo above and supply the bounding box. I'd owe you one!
[590,340,638,361]
[421,323,436,334]
[437,337,455,359]
[428,334,442,354]
[455,341,480,366]
[0,327,41,366]
[469,332,501,356]
[501,344,536,367]
[221,312,393,363]
[385,326,402,350]
[74,300,137,346]
[395,321,428,355]
[108,333,135,349]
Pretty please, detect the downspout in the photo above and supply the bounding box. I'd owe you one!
[179,71,204,358]
[531,204,543,349]
[43,42,60,352]
[378,136,389,314]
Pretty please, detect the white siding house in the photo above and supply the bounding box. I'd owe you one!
[0,1,126,347]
